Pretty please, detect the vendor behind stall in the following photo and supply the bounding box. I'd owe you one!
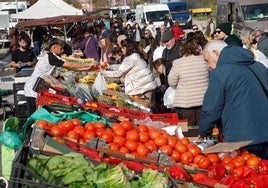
[24,38,98,116]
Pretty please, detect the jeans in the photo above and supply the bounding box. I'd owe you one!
[33,41,41,57]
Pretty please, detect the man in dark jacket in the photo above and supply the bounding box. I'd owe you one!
[215,22,242,47]
[199,40,268,159]
[161,29,181,74]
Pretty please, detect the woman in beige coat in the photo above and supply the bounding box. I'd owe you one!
[168,38,209,126]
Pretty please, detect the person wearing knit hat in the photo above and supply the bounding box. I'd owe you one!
[217,22,232,35]
[215,22,242,47]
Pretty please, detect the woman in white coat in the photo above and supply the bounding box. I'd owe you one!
[101,38,157,108]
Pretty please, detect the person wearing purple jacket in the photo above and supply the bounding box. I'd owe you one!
[73,26,99,61]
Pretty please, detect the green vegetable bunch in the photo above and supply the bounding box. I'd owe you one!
[27,152,170,188]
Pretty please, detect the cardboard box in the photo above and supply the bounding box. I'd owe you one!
[202,140,252,153]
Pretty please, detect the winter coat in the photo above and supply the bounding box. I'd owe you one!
[73,35,99,61]
[103,53,157,95]
[257,34,268,58]
[199,45,268,145]
[168,55,209,108]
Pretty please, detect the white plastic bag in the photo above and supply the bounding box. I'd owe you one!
[163,87,176,108]
[92,73,107,95]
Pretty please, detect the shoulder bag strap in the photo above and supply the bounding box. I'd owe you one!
[246,65,268,97]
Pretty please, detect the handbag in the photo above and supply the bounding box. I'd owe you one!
[163,87,176,108]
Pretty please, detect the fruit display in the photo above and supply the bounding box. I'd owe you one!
[61,55,95,63]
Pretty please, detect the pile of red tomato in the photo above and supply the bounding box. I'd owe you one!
[35,118,263,172]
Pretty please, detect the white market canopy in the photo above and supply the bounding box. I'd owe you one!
[12,0,83,19]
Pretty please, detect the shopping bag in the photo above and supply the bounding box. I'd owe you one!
[92,72,107,96]
[163,87,176,108]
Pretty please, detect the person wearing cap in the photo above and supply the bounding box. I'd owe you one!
[199,40,268,159]
[254,29,268,58]
[24,38,98,116]
[162,29,181,66]
[215,22,242,47]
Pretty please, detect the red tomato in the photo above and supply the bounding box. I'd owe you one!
[119,146,129,154]
[221,155,233,164]
[125,140,138,151]
[136,144,149,157]
[246,156,261,168]
[79,138,86,144]
[223,162,235,171]
[50,126,63,136]
[148,129,161,140]
[175,142,188,153]
[100,132,114,143]
[113,136,126,147]
[136,124,148,133]
[94,122,106,129]
[96,128,106,137]
[84,122,96,132]
[139,132,149,143]
[233,156,246,168]
[111,123,121,131]
[60,120,75,133]
[159,145,173,156]
[187,143,201,157]
[83,131,96,141]
[126,130,139,142]
[181,152,194,165]
[113,127,126,137]
[110,143,119,151]
[73,126,85,137]
[144,141,157,153]
[35,119,48,128]
[198,156,211,169]
[67,130,80,141]
[120,120,133,131]
[194,155,205,165]
[154,136,168,147]
[180,137,190,146]
[167,136,177,148]
[207,153,221,164]
[171,150,181,162]
[71,118,82,126]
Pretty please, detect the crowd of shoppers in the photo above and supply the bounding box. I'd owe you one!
[9,16,268,158]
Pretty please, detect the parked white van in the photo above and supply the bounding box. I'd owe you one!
[135,3,171,28]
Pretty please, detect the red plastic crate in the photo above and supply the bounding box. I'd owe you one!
[36,91,78,109]
[36,91,180,125]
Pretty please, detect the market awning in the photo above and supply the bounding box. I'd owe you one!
[15,15,106,28]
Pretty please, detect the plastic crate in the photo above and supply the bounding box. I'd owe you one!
[37,91,180,125]
[9,146,66,188]
[36,91,78,109]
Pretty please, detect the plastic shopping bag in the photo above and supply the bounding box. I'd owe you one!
[163,87,176,108]
[92,72,107,96]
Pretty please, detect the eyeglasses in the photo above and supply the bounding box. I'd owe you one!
[193,27,198,30]
[215,30,222,34]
